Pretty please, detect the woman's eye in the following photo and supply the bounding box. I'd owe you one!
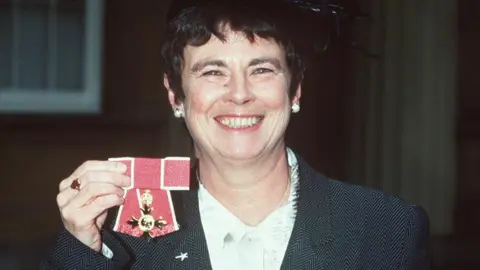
[202,70,223,76]
[253,68,273,74]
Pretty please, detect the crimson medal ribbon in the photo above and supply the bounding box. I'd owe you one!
[107,157,190,238]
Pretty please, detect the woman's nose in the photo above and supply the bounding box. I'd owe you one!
[225,75,254,105]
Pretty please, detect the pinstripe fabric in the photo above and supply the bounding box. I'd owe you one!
[40,151,430,269]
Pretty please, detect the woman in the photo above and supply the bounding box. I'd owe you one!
[41,1,430,269]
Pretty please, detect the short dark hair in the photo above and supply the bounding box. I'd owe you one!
[161,1,307,104]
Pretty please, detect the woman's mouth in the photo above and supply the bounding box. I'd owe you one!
[214,115,264,130]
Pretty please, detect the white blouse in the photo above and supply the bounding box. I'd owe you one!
[199,148,299,270]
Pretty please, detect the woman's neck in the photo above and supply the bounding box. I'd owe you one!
[198,146,291,226]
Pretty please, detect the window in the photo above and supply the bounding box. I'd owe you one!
[0,0,104,114]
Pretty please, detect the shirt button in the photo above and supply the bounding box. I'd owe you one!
[224,233,234,243]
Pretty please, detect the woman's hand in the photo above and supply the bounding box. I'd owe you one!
[56,161,130,252]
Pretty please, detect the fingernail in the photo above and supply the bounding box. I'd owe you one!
[117,162,127,171]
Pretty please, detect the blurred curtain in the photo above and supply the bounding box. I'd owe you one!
[348,0,458,235]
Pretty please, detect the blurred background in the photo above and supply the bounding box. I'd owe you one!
[0,0,478,269]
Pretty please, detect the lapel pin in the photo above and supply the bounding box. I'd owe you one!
[175,252,188,261]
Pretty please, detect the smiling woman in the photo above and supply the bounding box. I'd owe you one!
[40,1,431,269]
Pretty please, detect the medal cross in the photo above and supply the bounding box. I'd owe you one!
[127,200,167,238]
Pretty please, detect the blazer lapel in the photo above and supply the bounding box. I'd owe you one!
[168,189,212,269]
[147,180,212,270]
[280,154,334,270]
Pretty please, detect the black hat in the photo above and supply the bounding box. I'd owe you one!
[166,0,299,23]
[165,0,373,56]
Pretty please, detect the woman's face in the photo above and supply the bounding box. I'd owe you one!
[165,29,301,162]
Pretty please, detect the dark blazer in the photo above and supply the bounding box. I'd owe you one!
[40,153,430,269]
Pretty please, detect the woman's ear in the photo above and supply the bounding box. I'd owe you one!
[164,74,177,108]
[292,83,302,104]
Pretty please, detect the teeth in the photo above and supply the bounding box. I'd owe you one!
[219,117,262,128]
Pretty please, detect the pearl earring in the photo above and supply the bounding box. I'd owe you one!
[173,108,183,118]
[291,103,300,113]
